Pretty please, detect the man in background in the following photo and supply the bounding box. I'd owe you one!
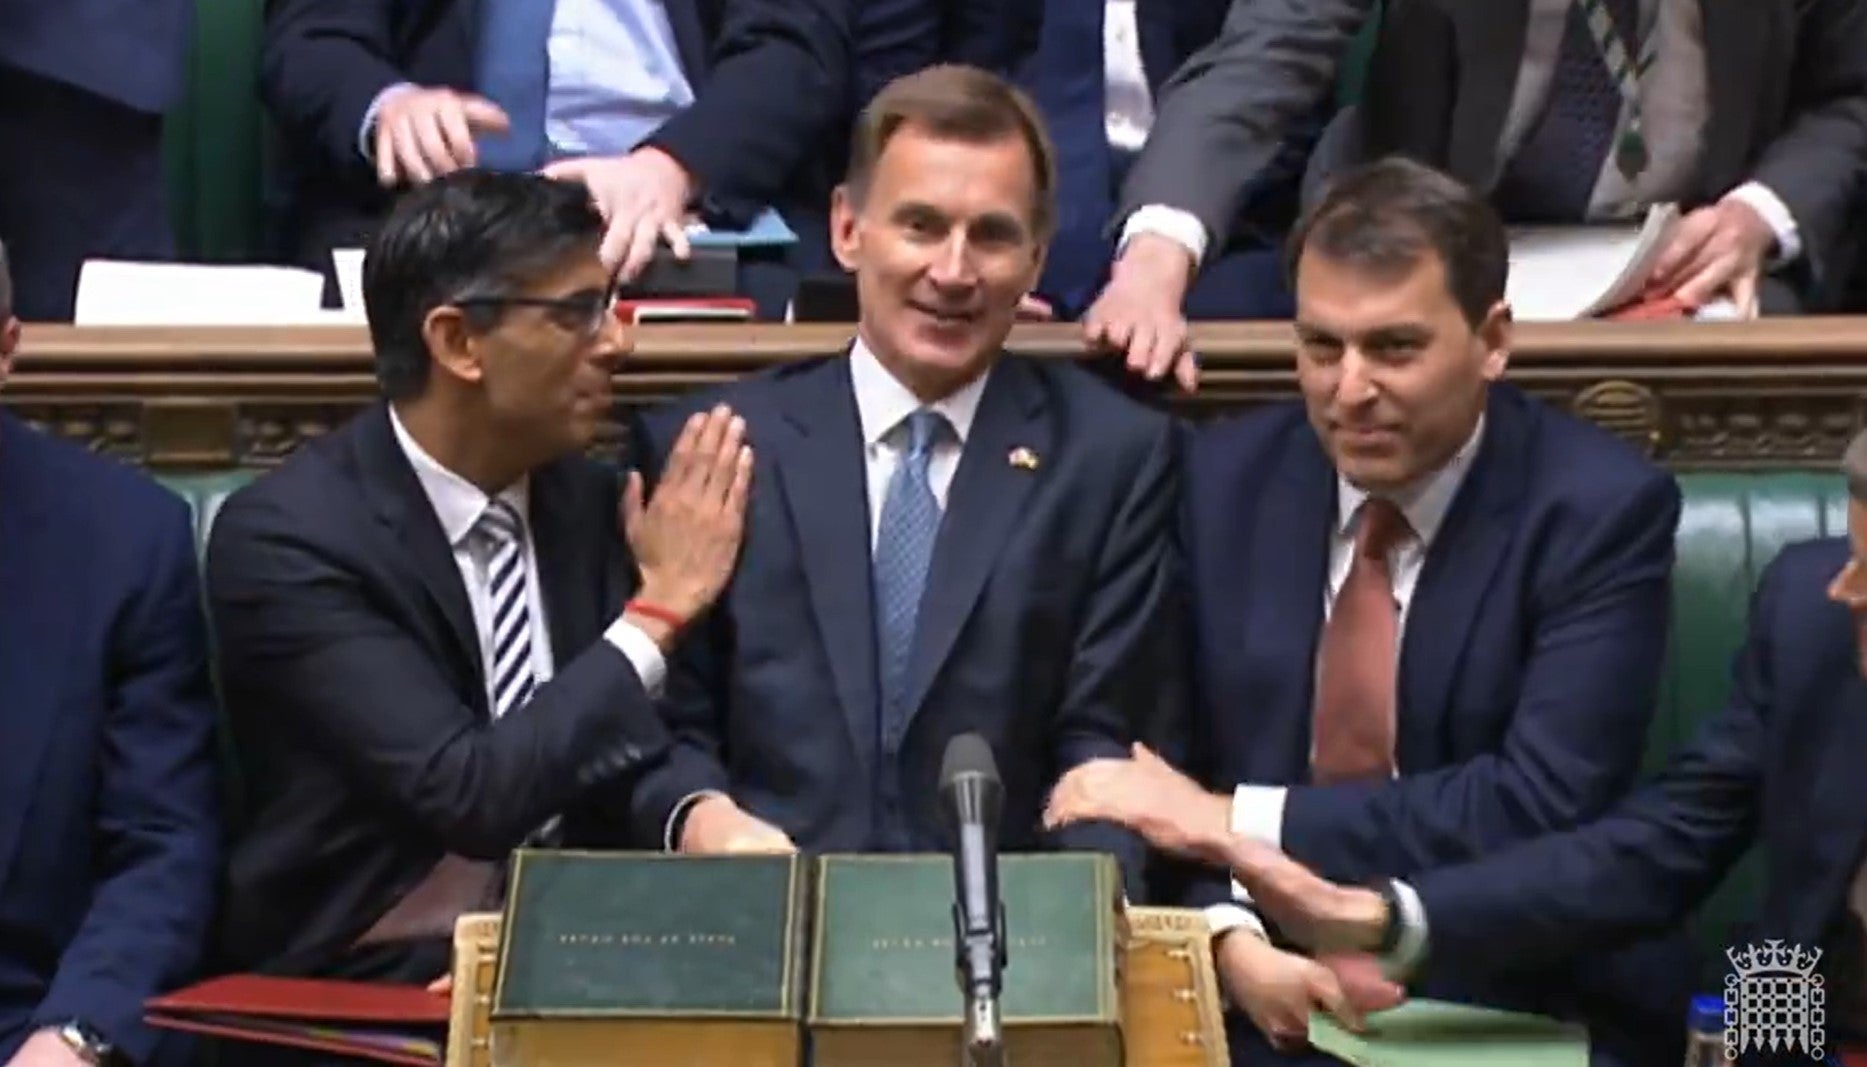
[260,0,852,317]
[0,0,194,320]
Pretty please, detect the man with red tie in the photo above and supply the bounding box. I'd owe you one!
[1046,156,1684,1066]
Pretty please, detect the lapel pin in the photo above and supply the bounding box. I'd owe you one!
[1008,446,1040,471]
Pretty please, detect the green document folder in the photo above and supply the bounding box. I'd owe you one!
[1309,1000,1590,1067]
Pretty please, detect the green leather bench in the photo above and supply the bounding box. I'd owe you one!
[151,466,1848,974]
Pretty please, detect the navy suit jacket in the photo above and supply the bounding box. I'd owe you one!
[0,413,219,1064]
[1181,384,1690,1042]
[207,405,672,980]
[260,0,851,267]
[1413,538,1867,1030]
[0,0,195,113]
[627,353,1186,897]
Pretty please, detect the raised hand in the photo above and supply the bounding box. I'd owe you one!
[623,405,752,626]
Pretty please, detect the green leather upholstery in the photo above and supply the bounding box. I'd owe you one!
[163,0,267,261]
[155,470,261,557]
[1664,472,1849,975]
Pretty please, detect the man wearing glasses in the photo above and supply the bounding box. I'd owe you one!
[205,170,750,998]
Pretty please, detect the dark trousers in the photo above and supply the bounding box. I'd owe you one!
[0,65,175,322]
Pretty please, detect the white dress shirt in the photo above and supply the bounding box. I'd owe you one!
[849,335,989,542]
[1206,417,1486,971]
[389,408,666,714]
[545,0,696,157]
[358,0,695,164]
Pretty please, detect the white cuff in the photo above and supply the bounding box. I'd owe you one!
[1204,903,1267,941]
[1723,181,1801,266]
[604,617,667,698]
[1231,784,1287,848]
[664,789,726,850]
[1118,204,1210,264]
[358,81,415,162]
[1382,879,1430,981]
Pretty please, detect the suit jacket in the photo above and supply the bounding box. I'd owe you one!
[1181,384,1690,1043]
[850,0,1042,112]
[1117,0,1374,246]
[0,413,219,1064]
[627,353,1186,898]
[207,404,671,980]
[1413,538,1867,1027]
[259,0,851,270]
[0,0,195,114]
[1345,0,1867,308]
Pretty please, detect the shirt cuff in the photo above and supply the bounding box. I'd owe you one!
[604,617,667,698]
[1117,204,1210,265]
[1382,879,1430,981]
[1204,903,1268,941]
[1723,181,1801,266]
[1231,784,1287,849]
[664,789,726,850]
[358,81,415,162]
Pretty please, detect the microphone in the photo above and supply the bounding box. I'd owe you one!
[939,733,1008,1065]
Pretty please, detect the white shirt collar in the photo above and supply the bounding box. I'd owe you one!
[387,406,530,548]
[1336,414,1487,548]
[848,334,991,450]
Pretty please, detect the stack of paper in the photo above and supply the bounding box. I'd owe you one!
[1310,999,1589,1067]
[1505,203,1680,320]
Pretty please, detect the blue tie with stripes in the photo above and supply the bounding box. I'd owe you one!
[477,499,537,719]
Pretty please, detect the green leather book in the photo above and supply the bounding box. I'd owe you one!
[489,850,809,1066]
[808,852,1125,1066]
[1309,1000,1588,1067]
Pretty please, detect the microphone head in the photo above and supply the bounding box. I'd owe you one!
[940,733,1000,792]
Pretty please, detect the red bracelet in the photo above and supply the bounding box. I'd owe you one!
[625,598,687,630]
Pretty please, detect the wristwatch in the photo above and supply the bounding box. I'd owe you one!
[54,1020,116,1065]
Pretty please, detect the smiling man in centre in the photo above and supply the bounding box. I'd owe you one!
[626,64,1185,902]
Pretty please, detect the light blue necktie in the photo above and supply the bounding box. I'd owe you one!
[474,0,554,171]
[873,410,951,747]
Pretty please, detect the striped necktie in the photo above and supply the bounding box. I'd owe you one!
[476,499,537,718]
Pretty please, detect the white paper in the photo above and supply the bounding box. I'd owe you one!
[73,259,358,325]
[331,248,366,312]
[1505,203,1680,320]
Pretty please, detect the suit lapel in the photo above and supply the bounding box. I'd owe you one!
[352,406,486,710]
[1242,428,1336,780]
[1446,0,1530,186]
[528,457,606,667]
[776,359,882,778]
[0,419,67,875]
[900,359,1051,724]
[1396,390,1526,768]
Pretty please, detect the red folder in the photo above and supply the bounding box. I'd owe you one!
[614,296,756,323]
[146,975,448,1066]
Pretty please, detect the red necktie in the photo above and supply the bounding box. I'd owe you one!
[1312,497,1410,785]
